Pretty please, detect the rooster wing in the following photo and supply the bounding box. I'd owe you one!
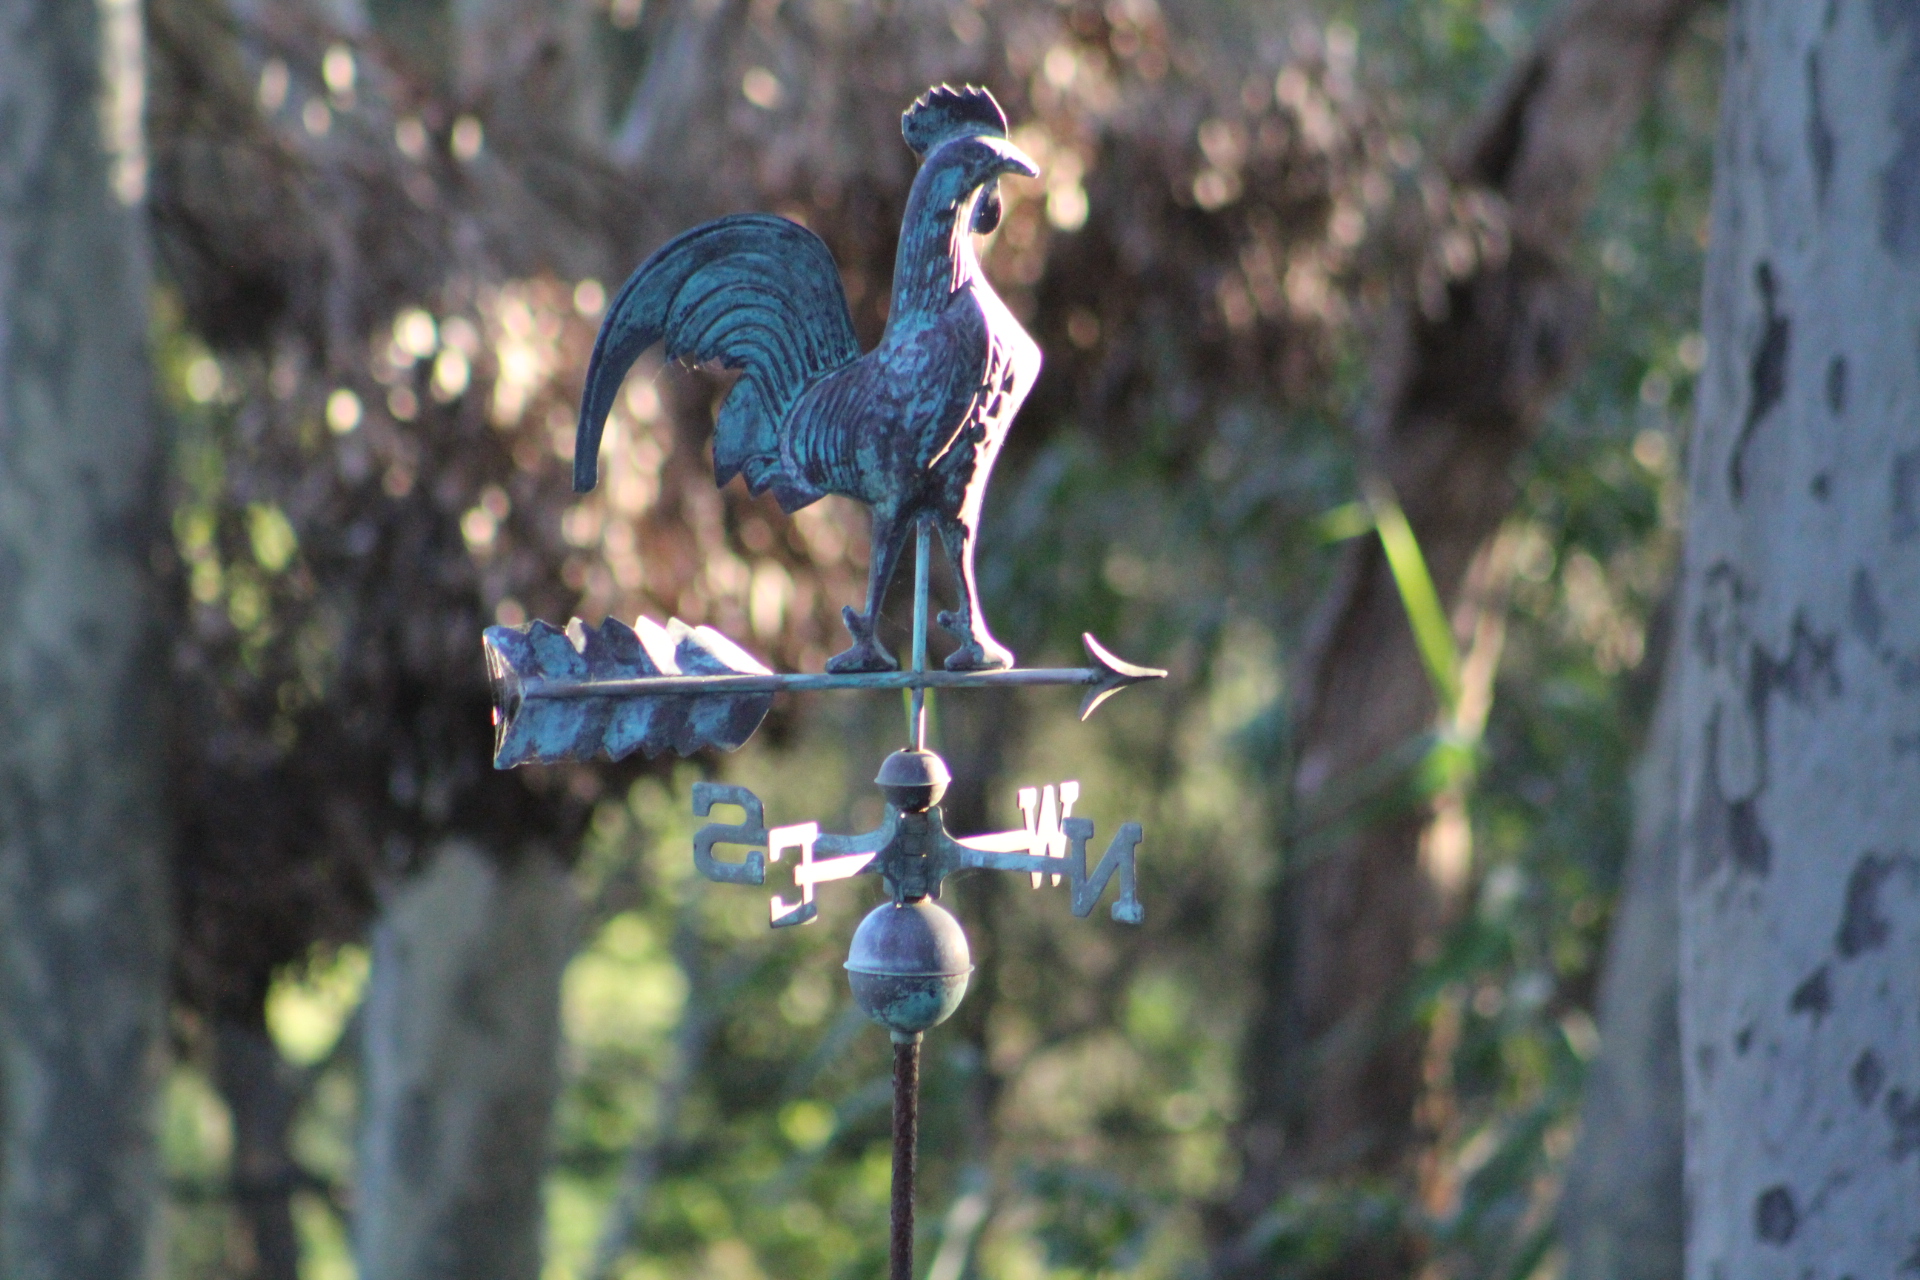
[574,215,861,504]
[776,296,992,507]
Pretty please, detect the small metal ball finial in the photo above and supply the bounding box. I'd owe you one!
[874,748,951,812]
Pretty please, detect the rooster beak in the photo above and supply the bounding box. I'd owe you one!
[987,138,1040,180]
[998,142,1044,180]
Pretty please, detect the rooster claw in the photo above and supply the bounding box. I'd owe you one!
[827,606,899,673]
[938,609,1013,671]
[827,641,900,673]
[944,643,1011,672]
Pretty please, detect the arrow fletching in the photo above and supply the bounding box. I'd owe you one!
[485,616,774,766]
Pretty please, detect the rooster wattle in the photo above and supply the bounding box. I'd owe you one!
[574,84,1041,674]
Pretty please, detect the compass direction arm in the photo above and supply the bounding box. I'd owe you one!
[693,782,898,922]
[948,839,1062,875]
[691,776,1140,925]
[947,815,1143,924]
[952,830,1031,855]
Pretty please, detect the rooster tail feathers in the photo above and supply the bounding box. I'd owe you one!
[574,214,859,495]
[901,84,1007,156]
[575,273,661,491]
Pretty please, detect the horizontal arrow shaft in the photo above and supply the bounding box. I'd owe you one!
[519,665,1133,700]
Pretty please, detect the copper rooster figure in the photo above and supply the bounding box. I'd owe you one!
[573,85,1040,674]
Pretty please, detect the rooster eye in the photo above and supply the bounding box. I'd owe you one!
[973,183,1003,234]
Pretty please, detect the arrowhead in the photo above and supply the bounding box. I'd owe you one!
[1078,633,1167,720]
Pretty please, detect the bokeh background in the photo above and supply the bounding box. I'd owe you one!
[10,0,1722,1276]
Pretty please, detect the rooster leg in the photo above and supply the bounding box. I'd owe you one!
[826,505,904,673]
[935,513,1013,672]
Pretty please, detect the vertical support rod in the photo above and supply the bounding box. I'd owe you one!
[909,520,930,750]
[891,1034,921,1280]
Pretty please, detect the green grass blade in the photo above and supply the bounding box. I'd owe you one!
[1363,476,1461,716]
[1313,501,1376,543]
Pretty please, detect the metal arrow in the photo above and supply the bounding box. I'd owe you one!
[505,632,1162,718]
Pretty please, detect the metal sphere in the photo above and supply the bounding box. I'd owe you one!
[874,749,951,812]
[845,899,972,1039]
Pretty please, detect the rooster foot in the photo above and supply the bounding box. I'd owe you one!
[827,638,900,673]
[826,607,899,673]
[938,610,1013,672]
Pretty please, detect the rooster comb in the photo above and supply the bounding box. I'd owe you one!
[901,84,1008,156]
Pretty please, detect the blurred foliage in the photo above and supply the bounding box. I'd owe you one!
[150,0,1720,1276]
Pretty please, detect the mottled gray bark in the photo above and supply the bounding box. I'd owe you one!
[355,841,576,1280]
[1559,642,1683,1280]
[1678,1,1920,1273]
[0,0,171,1276]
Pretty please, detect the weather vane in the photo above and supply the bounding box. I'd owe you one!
[483,84,1162,1280]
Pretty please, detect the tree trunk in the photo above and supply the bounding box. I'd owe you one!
[1678,2,1920,1272]
[1219,0,1699,1270]
[355,841,576,1280]
[213,1013,306,1280]
[1557,631,1684,1280]
[0,0,172,1276]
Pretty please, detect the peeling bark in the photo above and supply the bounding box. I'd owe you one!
[1679,1,1920,1272]
[0,0,172,1275]
[1219,0,1700,1271]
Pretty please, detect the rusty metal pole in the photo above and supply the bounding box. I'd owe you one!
[891,526,930,1280]
[891,1034,921,1280]
[911,520,930,750]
